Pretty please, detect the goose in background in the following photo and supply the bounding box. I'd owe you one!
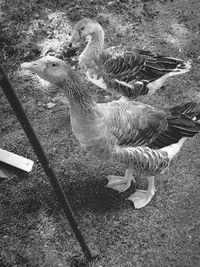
[70,18,191,99]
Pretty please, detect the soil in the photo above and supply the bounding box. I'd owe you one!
[0,0,200,266]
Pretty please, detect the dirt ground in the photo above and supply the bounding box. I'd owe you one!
[0,0,200,266]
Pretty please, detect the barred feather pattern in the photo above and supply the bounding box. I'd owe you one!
[92,52,150,98]
[79,130,170,176]
[112,146,170,175]
[83,45,191,98]
[99,49,189,82]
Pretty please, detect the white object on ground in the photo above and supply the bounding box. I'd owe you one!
[0,148,34,172]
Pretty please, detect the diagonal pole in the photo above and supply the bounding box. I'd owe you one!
[0,65,97,261]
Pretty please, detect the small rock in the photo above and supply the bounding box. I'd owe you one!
[0,11,5,23]
[47,102,56,109]
[116,32,123,37]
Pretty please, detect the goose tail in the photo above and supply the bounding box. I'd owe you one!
[167,59,192,76]
[150,102,200,149]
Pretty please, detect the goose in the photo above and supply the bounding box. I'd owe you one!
[21,56,200,209]
[70,18,191,99]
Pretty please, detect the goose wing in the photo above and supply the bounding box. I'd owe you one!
[103,100,200,150]
[100,46,186,85]
[103,100,168,148]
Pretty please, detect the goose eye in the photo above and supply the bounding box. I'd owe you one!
[52,62,58,67]
[80,26,85,30]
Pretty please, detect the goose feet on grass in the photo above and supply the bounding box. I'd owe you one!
[127,176,156,209]
[106,169,135,193]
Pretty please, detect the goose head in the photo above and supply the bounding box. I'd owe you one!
[21,56,69,86]
[21,56,92,105]
[70,18,104,45]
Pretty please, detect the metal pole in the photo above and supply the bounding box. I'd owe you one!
[0,65,96,261]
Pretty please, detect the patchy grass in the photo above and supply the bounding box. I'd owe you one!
[0,0,200,266]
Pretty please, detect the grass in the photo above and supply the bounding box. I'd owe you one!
[0,0,200,266]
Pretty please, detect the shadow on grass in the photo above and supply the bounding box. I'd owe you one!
[0,166,134,221]
[62,173,135,214]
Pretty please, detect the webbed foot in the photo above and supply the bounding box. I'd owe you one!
[126,176,156,209]
[106,169,135,193]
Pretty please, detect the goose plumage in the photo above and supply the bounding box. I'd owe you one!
[70,18,191,99]
[21,56,200,209]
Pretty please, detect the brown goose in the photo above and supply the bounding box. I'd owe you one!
[21,56,200,209]
[70,18,191,99]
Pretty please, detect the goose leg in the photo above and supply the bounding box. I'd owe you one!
[127,176,156,209]
[106,169,135,192]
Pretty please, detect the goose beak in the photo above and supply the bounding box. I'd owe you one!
[70,30,80,45]
[21,59,45,74]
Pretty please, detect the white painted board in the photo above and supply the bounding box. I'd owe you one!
[0,148,34,172]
